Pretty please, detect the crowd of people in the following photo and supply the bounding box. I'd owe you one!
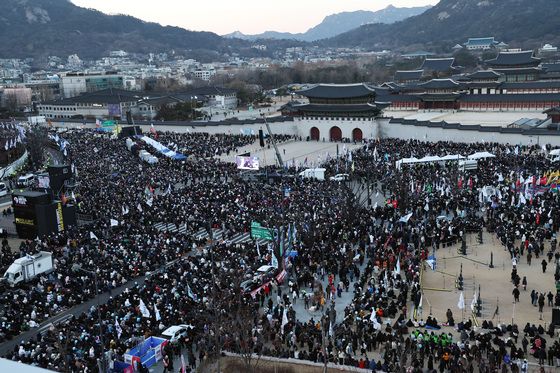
[1,128,560,372]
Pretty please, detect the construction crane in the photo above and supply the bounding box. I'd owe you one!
[262,115,283,167]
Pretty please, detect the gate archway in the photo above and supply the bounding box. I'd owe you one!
[310,127,320,141]
[330,126,342,141]
[352,128,363,141]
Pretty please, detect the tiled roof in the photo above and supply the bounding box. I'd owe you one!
[297,84,376,99]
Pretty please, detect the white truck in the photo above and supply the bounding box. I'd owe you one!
[299,168,326,181]
[548,149,560,163]
[3,251,54,286]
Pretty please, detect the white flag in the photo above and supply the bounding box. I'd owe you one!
[470,292,477,312]
[458,291,465,310]
[187,284,198,301]
[181,355,187,373]
[89,232,98,240]
[154,303,161,321]
[281,308,288,334]
[110,219,119,227]
[122,205,129,215]
[393,256,401,278]
[139,299,151,318]
[137,203,143,212]
[115,317,123,339]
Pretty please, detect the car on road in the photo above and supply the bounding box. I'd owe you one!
[256,265,277,283]
[240,278,260,293]
[329,173,349,182]
[0,182,8,197]
[17,174,35,188]
[160,324,194,344]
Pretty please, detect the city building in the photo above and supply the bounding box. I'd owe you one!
[0,86,32,109]
[193,70,216,81]
[37,86,237,120]
[181,86,238,109]
[463,37,499,50]
[38,88,143,120]
[61,72,124,98]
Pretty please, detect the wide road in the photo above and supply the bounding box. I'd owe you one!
[0,258,181,356]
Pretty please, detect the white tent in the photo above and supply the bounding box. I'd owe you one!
[549,149,560,156]
[468,151,496,160]
[418,155,442,163]
[395,157,419,169]
[440,154,466,161]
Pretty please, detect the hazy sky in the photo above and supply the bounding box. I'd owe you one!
[71,0,438,35]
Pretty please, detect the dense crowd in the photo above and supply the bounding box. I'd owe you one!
[1,129,560,372]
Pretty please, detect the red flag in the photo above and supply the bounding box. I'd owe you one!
[467,177,473,189]
[150,123,158,139]
[458,177,463,189]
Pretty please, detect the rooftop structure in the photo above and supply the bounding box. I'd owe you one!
[485,50,541,68]
[464,37,499,50]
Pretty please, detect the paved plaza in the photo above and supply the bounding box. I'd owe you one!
[218,139,363,167]
[389,110,547,127]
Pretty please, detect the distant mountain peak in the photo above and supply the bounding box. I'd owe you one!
[224,5,431,42]
[0,0,252,60]
[325,0,559,53]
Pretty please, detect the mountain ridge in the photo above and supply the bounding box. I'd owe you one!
[324,0,560,51]
[0,0,253,60]
[224,5,432,42]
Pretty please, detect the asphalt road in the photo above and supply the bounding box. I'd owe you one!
[0,256,184,357]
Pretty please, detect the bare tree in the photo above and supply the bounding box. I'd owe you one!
[26,125,49,171]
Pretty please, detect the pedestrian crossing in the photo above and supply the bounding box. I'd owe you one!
[151,222,267,246]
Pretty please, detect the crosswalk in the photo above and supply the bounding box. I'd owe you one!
[151,222,270,246]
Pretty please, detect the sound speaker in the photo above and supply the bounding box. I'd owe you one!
[553,308,560,326]
[259,129,265,147]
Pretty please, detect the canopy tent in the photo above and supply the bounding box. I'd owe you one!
[440,154,466,161]
[395,154,466,169]
[395,157,419,169]
[468,151,496,160]
[140,136,187,160]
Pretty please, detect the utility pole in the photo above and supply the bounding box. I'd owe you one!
[207,221,221,373]
[262,115,283,166]
[321,314,328,373]
[75,266,106,373]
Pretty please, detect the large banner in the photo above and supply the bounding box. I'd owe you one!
[236,156,260,170]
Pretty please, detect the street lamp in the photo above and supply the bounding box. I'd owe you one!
[191,96,198,120]
[74,265,107,373]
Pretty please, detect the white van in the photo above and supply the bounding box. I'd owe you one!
[17,174,35,188]
[548,149,560,162]
[299,168,326,181]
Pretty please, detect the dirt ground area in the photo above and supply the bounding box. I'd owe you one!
[421,230,557,329]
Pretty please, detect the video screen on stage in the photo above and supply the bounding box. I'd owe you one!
[236,156,260,170]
